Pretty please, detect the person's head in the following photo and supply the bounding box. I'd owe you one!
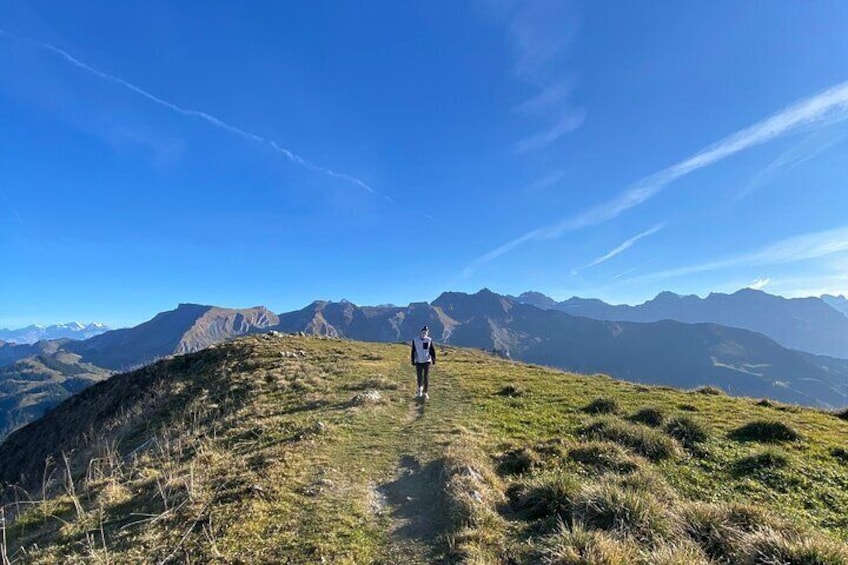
[420,326,429,338]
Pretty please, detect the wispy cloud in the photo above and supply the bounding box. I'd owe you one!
[523,171,565,194]
[463,79,848,275]
[572,223,665,275]
[737,130,846,199]
[748,277,771,290]
[498,1,583,152]
[633,226,848,282]
[0,30,383,199]
[515,109,586,153]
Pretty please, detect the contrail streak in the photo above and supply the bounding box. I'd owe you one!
[0,30,383,198]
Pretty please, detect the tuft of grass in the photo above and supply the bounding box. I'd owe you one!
[582,397,620,415]
[679,501,780,562]
[643,541,711,565]
[834,408,848,421]
[496,384,525,398]
[571,481,678,543]
[538,522,638,565]
[567,441,642,475]
[736,527,848,564]
[831,447,848,465]
[580,417,680,462]
[732,447,790,476]
[497,446,542,476]
[678,404,699,412]
[692,385,725,396]
[348,376,399,390]
[507,472,581,522]
[443,435,508,563]
[664,415,710,449]
[629,406,666,428]
[729,420,801,443]
[755,398,775,407]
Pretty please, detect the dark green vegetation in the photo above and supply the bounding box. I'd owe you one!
[1,335,846,563]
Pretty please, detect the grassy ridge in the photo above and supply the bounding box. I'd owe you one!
[1,334,847,563]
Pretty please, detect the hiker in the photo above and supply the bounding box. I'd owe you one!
[411,326,436,400]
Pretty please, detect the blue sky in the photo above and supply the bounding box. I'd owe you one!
[2,1,848,328]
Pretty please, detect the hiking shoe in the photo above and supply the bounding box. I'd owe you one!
[424,393,430,401]
[415,387,423,398]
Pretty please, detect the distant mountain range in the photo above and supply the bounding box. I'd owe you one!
[822,294,848,317]
[0,322,110,344]
[510,289,848,359]
[0,305,276,439]
[2,290,847,441]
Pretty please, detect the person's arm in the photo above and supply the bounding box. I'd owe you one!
[429,342,436,365]
[411,341,416,365]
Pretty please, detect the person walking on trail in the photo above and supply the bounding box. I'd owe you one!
[411,326,436,400]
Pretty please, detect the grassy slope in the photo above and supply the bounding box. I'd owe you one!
[1,334,847,564]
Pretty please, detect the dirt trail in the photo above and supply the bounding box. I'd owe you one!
[373,392,454,564]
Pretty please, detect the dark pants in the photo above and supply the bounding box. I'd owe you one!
[416,363,430,393]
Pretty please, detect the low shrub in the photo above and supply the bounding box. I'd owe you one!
[834,408,848,421]
[629,406,666,427]
[830,447,848,465]
[729,421,801,443]
[580,417,680,462]
[497,384,525,398]
[568,441,642,475]
[665,415,710,448]
[582,397,620,415]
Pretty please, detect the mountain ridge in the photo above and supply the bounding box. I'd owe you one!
[511,288,848,358]
[2,289,848,442]
[1,334,846,562]
[0,322,110,344]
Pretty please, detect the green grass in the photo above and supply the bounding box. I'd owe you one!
[665,415,710,449]
[729,420,802,443]
[629,406,666,427]
[2,335,847,564]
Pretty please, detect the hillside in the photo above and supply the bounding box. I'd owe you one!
[0,346,110,438]
[514,289,848,359]
[1,335,847,563]
[2,292,848,444]
[279,290,848,409]
[65,303,279,370]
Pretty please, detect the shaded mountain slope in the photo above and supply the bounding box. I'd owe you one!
[277,290,848,408]
[517,288,848,359]
[0,348,110,439]
[1,335,846,563]
[65,303,278,370]
[0,305,278,440]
